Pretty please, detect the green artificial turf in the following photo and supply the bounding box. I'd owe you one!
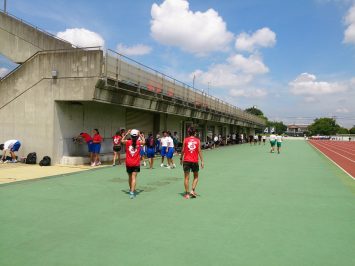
[0,140,354,266]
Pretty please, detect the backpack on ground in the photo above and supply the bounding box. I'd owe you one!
[39,156,51,166]
[26,152,37,164]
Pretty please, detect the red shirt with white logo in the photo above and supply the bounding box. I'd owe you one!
[93,133,103,143]
[183,136,200,163]
[80,133,92,143]
[125,140,141,167]
[112,135,122,146]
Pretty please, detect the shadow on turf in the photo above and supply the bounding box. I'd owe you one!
[121,189,144,196]
[178,192,200,199]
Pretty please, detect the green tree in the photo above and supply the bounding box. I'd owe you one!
[245,107,264,116]
[267,121,287,134]
[349,126,355,134]
[337,127,349,134]
[308,118,340,135]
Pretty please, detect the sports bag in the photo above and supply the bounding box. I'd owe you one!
[26,152,37,164]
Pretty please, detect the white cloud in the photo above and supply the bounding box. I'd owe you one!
[336,107,350,113]
[344,4,355,44]
[116,44,152,56]
[230,88,267,98]
[191,53,268,88]
[0,67,9,78]
[235,27,276,52]
[150,0,233,55]
[56,28,105,48]
[227,54,269,74]
[289,73,347,95]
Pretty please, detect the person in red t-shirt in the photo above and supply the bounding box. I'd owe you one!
[112,131,122,166]
[74,132,94,165]
[92,129,103,167]
[180,127,204,199]
[121,129,145,199]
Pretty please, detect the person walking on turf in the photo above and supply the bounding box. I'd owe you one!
[146,133,155,169]
[166,131,176,169]
[0,139,21,163]
[112,131,122,166]
[160,131,168,167]
[180,127,204,199]
[269,131,277,153]
[121,129,145,199]
[262,135,266,145]
[276,134,283,154]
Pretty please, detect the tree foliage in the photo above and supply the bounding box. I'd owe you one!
[349,126,355,134]
[308,118,341,135]
[245,107,264,116]
[267,121,287,134]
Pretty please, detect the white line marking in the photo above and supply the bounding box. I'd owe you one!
[311,142,355,163]
[319,142,355,156]
[308,142,355,180]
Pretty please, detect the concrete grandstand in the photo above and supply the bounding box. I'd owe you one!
[0,11,265,164]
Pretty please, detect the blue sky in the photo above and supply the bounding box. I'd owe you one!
[1,0,355,127]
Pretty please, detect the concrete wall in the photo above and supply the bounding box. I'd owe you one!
[0,49,103,162]
[54,101,126,162]
[0,11,74,63]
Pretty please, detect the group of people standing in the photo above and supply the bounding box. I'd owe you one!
[120,127,203,199]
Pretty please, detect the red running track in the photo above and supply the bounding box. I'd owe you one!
[308,140,355,179]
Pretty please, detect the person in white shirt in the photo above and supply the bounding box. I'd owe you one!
[253,135,258,145]
[166,131,176,169]
[276,134,283,154]
[213,135,218,148]
[0,139,21,163]
[269,132,277,153]
[262,135,266,145]
[232,133,236,144]
[160,131,169,167]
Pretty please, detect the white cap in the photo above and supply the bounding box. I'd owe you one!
[131,129,139,137]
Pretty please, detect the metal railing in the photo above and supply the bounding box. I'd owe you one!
[104,49,265,126]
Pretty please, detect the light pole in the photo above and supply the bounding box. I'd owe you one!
[207,82,210,95]
[192,75,195,89]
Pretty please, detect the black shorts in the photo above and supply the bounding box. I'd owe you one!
[113,146,121,152]
[183,162,199,173]
[126,166,140,174]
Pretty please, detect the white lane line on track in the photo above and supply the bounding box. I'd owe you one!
[310,141,355,163]
[327,142,355,153]
[319,142,355,156]
[309,142,355,180]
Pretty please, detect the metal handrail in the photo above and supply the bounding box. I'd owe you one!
[104,49,265,125]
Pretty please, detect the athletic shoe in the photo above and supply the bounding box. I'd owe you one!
[167,166,171,169]
[96,161,102,166]
[183,193,190,199]
[160,163,164,167]
[173,163,176,168]
[91,162,96,167]
[190,190,197,198]
[143,161,147,167]
[129,191,135,199]
[112,163,116,166]
[12,159,18,163]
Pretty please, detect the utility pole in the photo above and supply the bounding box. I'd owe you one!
[192,75,195,89]
[208,82,210,95]
[4,0,6,13]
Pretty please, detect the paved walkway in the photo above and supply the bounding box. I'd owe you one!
[0,141,354,266]
[0,163,93,184]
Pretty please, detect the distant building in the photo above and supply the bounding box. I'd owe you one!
[286,124,309,137]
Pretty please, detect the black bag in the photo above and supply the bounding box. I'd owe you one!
[26,152,37,164]
[39,156,51,166]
